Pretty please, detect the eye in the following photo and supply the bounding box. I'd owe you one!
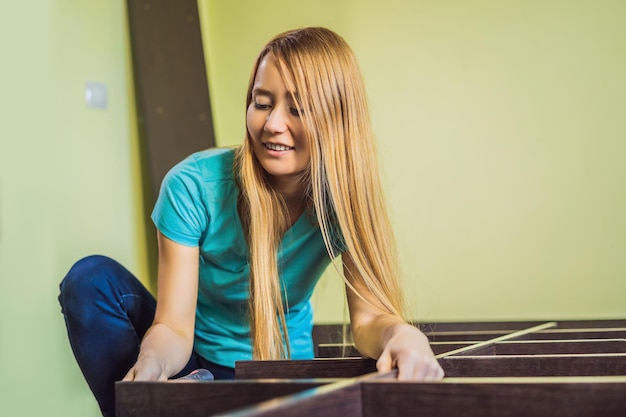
[254,102,271,110]
[290,107,303,117]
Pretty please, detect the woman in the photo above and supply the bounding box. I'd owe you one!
[59,27,443,417]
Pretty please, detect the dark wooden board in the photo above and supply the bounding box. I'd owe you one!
[115,380,330,417]
[213,378,362,417]
[517,329,626,340]
[236,353,626,380]
[441,354,626,377]
[314,338,626,358]
[315,344,362,358]
[316,342,474,358]
[461,339,626,356]
[361,379,626,417]
[117,319,626,416]
[312,320,554,338]
[419,319,626,332]
[116,377,626,417]
[235,358,377,379]
[312,320,626,350]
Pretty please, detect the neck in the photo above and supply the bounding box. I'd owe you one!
[269,175,306,224]
[269,175,303,202]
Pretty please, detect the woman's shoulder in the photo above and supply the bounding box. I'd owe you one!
[173,146,238,182]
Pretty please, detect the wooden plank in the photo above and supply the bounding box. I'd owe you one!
[235,358,377,379]
[430,342,478,355]
[361,378,626,417]
[115,380,331,417]
[424,328,626,342]
[316,342,474,357]
[419,319,626,332]
[419,320,547,333]
[312,321,626,351]
[236,353,626,380]
[316,338,626,358]
[441,353,626,377]
[208,376,626,417]
[518,328,626,340]
[312,323,546,345]
[214,377,363,417]
[311,322,550,348]
[426,332,511,342]
[540,320,626,329]
[435,322,557,358]
[119,320,626,416]
[312,321,626,347]
[316,343,362,358]
[460,339,626,356]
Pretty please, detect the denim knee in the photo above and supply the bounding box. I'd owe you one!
[59,255,121,307]
[58,255,152,417]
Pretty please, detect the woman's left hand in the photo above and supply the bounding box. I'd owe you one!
[376,322,444,381]
[342,253,443,381]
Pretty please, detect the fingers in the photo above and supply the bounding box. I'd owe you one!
[376,344,444,381]
[376,350,393,374]
[122,368,135,382]
[415,357,444,381]
[132,366,166,381]
[121,359,167,382]
[392,353,445,381]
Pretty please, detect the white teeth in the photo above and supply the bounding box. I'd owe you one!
[265,143,293,151]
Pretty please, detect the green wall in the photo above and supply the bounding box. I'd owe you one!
[0,1,148,415]
[201,0,626,322]
[0,1,624,416]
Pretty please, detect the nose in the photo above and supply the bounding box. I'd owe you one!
[264,108,288,133]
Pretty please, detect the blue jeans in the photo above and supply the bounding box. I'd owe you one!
[58,255,235,417]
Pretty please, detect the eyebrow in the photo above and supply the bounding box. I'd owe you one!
[252,87,301,105]
[252,87,273,97]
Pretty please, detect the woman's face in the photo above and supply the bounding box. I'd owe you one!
[246,54,310,185]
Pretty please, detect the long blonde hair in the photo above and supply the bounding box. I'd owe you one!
[235,27,405,360]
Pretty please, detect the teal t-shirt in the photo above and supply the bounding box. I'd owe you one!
[152,147,341,368]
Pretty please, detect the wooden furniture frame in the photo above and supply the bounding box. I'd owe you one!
[116,319,626,416]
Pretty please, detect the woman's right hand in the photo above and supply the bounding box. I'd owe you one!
[122,352,168,382]
[122,232,200,383]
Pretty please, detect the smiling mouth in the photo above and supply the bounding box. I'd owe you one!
[264,143,294,151]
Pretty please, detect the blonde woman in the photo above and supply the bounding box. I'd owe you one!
[59,27,443,417]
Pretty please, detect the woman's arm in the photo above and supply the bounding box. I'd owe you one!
[343,252,444,380]
[123,231,199,381]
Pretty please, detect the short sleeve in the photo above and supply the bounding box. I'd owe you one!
[151,155,208,247]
